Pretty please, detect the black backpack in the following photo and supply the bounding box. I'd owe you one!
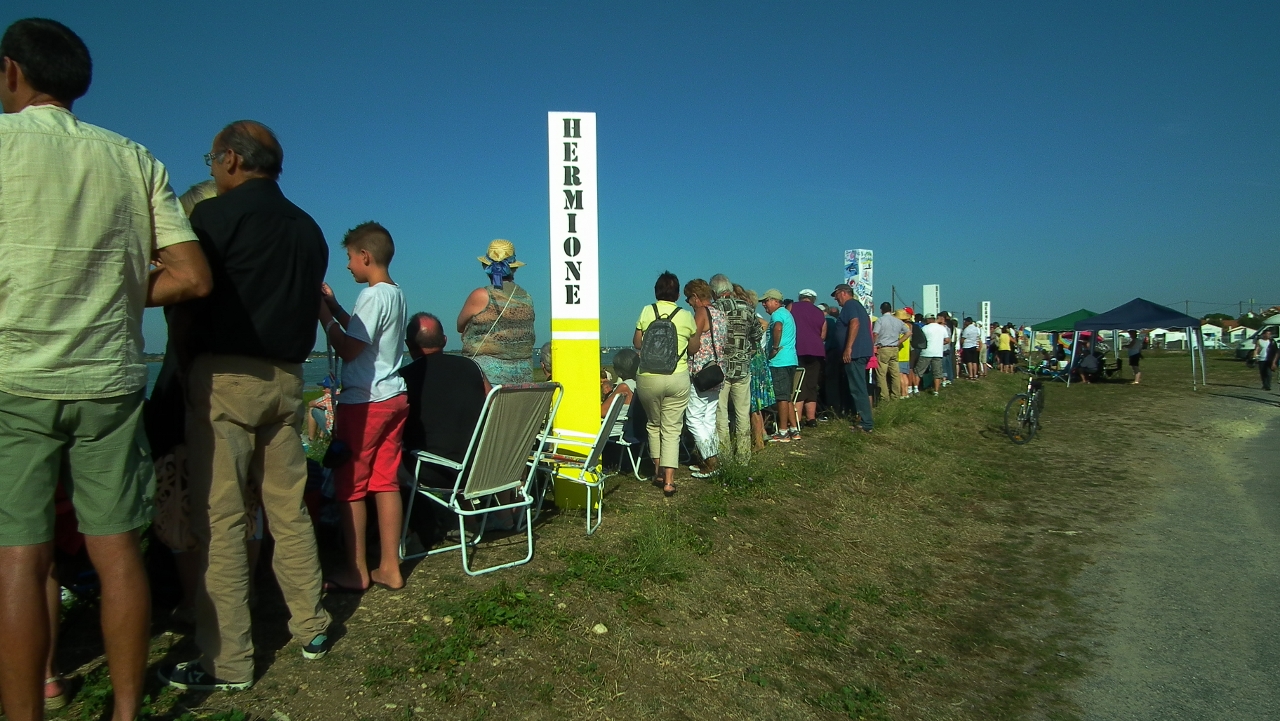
[638,304,683,375]
[910,322,928,350]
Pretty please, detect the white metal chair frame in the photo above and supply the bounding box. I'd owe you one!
[609,426,646,480]
[790,366,806,429]
[766,366,806,434]
[398,382,562,576]
[537,394,626,535]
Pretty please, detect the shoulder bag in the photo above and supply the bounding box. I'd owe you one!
[692,310,725,392]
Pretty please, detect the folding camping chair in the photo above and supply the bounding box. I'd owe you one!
[608,396,647,480]
[536,394,627,535]
[398,382,561,576]
[1031,359,1070,384]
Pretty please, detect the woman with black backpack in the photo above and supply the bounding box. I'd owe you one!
[633,271,700,496]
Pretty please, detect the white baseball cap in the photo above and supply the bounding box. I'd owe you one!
[798,288,817,299]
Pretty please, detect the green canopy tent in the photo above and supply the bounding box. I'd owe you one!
[1030,309,1097,333]
[1028,310,1104,369]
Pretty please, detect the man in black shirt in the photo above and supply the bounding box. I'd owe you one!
[163,121,332,693]
[399,312,489,468]
[398,313,490,547]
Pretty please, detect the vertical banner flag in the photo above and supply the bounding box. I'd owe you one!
[923,285,941,317]
[547,112,600,445]
[980,301,991,331]
[844,249,874,313]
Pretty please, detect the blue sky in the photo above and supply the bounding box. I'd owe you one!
[7,1,1278,350]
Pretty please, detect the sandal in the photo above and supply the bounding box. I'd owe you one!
[662,484,677,497]
[45,676,67,711]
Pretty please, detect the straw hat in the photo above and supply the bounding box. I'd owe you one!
[894,309,911,321]
[478,239,525,268]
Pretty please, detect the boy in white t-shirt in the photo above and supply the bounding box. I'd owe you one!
[319,222,409,591]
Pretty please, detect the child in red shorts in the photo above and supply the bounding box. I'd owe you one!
[319,222,409,591]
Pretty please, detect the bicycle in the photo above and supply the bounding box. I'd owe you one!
[1004,367,1044,444]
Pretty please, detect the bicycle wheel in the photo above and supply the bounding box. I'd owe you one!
[1004,393,1035,444]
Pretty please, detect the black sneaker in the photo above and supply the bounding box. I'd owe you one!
[302,633,330,660]
[159,661,251,692]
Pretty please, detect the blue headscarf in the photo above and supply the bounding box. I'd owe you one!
[486,258,516,288]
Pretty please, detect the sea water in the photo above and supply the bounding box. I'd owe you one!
[144,347,631,395]
[145,360,338,396]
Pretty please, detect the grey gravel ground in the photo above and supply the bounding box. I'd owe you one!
[1071,387,1280,720]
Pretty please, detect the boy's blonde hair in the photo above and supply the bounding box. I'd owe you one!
[342,221,395,266]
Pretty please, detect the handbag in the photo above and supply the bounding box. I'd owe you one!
[692,310,725,392]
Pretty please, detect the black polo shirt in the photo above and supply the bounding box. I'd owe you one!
[398,353,488,462]
[187,178,328,363]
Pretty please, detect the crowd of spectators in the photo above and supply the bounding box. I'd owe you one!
[0,16,1052,718]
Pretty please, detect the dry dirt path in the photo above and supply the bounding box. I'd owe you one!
[1070,385,1280,720]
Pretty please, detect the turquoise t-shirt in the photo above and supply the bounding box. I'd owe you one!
[768,307,798,367]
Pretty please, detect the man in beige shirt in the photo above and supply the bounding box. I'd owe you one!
[0,18,210,721]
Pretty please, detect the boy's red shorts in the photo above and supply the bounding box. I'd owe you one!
[332,394,409,502]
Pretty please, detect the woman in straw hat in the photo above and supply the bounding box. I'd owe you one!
[457,239,536,385]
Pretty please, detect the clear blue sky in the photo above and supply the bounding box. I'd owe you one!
[7,1,1277,350]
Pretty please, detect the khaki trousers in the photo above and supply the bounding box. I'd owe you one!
[715,376,751,460]
[635,373,689,469]
[186,354,330,683]
[875,346,901,399]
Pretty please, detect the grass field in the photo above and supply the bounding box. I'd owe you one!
[47,351,1260,720]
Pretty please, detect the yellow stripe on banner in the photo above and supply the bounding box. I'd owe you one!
[551,318,600,332]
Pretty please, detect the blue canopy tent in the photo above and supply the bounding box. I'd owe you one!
[1072,298,1206,388]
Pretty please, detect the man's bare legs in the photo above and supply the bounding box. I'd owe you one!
[84,530,150,721]
[368,492,404,590]
[43,566,65,705]
[0,543,53,721]
[334,492,405,591]
[335,501,371,590]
